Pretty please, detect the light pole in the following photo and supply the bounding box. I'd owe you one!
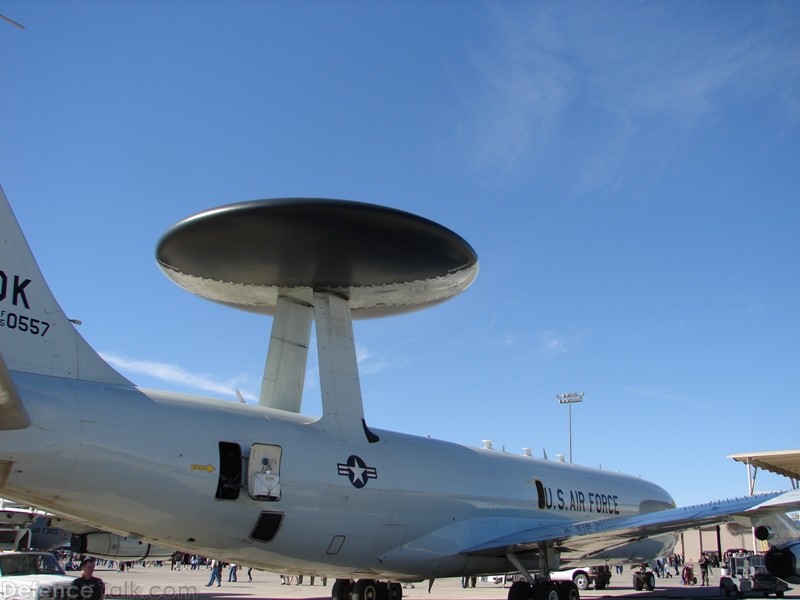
[556,392,584,463]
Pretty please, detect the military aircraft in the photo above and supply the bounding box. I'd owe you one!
[1,502,174,558]
[0,186,798,600]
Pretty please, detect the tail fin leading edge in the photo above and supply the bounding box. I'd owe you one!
[0,186,129,385]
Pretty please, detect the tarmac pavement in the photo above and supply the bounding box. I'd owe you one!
[88,566,797,600]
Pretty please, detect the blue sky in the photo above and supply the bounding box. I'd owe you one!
[2,1,798,506]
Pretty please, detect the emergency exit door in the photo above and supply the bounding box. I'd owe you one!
[248,443,282,500]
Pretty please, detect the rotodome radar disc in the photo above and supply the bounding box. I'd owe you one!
[156,198,478,317]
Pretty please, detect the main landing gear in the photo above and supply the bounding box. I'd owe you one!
[507,579,580,600]
[504,545,579,600]
[631,565,656,591]
[331,578,404,600]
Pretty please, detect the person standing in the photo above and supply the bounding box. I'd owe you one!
[699,553,710,586]
[206,560,222,587]
[71,559,105,600]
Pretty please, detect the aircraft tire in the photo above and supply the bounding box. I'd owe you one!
[373,581,389,600]
[508,580,534,600]
[644,573,655,591]
[332,578,354,600]
[535,581,560,600]
[556,581,580,600]
[632,574,643,591]
[387,582,402,600]
[353,579,379,600]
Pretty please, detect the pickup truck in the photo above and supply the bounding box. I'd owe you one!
[550,566,612,591]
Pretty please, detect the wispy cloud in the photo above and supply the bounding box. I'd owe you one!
[732,301,765,318]
[533,330,569,359]
[460,4,800,189]
[529,326,589,361]
[102,352,258,401]
[461,5,574,173]
[470,311,522,348]
[635,320,688,338]
[355,343,394,376]
[624,387,684,404]
[622,386,709,412]
[103,342,393,402]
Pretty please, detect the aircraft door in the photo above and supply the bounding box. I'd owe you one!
[248,444,282,501]
[216,441,242,500]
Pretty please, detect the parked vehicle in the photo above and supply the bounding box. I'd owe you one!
[551,566,611,591]
[0,551,74,600]
[719,553,789,598]
[480,566,611,591]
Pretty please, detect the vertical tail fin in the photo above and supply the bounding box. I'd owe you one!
[0,186,129,384]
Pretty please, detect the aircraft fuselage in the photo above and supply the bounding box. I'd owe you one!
[0,371,675,579]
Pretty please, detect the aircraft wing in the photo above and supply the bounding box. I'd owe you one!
[37,515,107,535]
[1,508,39,529]
[463,489,800,563]
[1,507,104,535]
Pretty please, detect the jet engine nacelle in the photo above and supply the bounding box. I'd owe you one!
[755,525,772,541]
[765,542,800,584]
[71,533,175,560]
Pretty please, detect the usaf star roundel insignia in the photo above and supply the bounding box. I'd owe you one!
[337,455,378,488]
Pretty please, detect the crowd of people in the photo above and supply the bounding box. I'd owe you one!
[641,552,718,586]
[53,549,331,591]
[53,548,736,596]
[612,552,720,586]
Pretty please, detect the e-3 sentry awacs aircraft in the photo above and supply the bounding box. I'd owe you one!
[0,186,798,600]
